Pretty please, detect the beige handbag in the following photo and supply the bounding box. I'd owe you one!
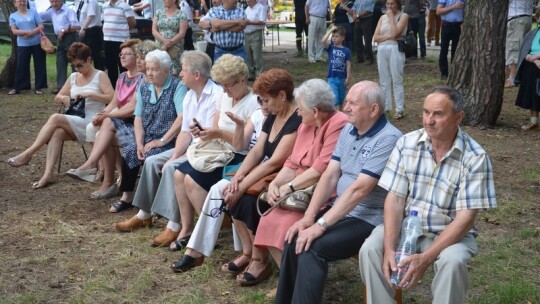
[186,139,235,172]
[256,184,317,216]
[40,30,56,54]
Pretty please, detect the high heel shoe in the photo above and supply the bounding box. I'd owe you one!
[170,254,204,273]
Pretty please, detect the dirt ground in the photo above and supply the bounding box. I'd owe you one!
[0,50,539,303]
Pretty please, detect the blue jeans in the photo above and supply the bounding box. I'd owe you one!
[328,77,346,106]
[14,44,47,91]
[214,46,247,62]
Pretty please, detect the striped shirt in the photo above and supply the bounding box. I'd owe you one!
[103,0,135,42]
[379,128,497,238]
[207,5,246,48]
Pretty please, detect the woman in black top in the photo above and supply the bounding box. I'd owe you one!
[333,0,355,50]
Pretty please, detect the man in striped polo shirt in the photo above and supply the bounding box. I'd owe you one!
[102,0,136,86]
[199,0,247,62]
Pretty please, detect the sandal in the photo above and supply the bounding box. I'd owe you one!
[6,156,31,167]
[221,252,251,275]
[169,234,191,252]
[109,200,133,213]
[521,122,539,131]
[393,112,404,120]
[236,258,272,286]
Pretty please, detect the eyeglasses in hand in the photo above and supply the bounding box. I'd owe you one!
[202,199,230,218]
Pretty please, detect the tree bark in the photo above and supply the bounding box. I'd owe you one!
[0,0,17,89]
[448,0,509,127]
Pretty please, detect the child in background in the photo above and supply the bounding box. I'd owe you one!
[321,25,351,110]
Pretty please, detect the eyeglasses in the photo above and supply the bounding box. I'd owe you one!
[202,199,230,218]
[71,62,85,69]
[119,53,135,58]
[221,80,239,89]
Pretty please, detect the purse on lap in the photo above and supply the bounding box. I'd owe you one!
[256,183,317,216]
[186,139,235,172]
[63,97,86,118]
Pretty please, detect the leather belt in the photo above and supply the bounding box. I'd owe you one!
[508,14,530,22]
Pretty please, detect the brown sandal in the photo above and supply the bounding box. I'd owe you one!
[221,252,251,275]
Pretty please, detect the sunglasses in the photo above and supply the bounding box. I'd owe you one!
[71,62,85,69]
[202,199,230,218]
[119,53,135,58]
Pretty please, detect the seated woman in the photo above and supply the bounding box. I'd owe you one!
[148,54,259,247]
[169,69,302,272]
[6,42,114,189]
[66,38,147,199]
[231,79,348,286]
[109,49,188,213]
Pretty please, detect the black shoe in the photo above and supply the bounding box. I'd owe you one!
[170,255,204,273]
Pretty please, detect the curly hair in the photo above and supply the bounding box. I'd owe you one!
[67,42,92,62]
[210,54,249,84]
[253,69,294,101]
[120,38,142,52]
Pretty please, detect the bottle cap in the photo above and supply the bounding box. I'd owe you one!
[410,210,418,216]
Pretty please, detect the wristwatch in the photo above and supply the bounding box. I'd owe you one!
[288,182,295,192]
[160,137,166,144]
[317,217,328,230]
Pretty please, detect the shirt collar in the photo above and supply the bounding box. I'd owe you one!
[418,127,465,154]
[348,114,388,138]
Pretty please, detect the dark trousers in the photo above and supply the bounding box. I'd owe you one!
[14,44,47,91]
[418,13,426,57]
[439,21,462,77]
[82,26,105,71]
[354,17,374,62]
[56,32,78,90]
[185,27,194,50]
[205,42,216,63]
[295,11,308,50]
[372,7,383,30]
[104,40,125,86]
[407,17,419,58]
[119,157,140,192]
[275,217,375,304]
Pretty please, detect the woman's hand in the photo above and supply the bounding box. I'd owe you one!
[57,95,70,107]
[199,128,222,141]
[137,143,145,160]
[223,189,243,209]
[142,139,162,155]
[229,173,245,193]
[386,9,394,19]
[225,111,245,126]
[92,110,108,126]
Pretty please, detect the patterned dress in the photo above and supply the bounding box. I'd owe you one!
[155,9,187,75]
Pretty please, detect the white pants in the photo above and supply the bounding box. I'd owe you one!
[187,179,242,256]
[359,225,478,304]
[377,43,405,113]
[308,15,326,62]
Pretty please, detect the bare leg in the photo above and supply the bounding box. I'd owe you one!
[78,118,116,170]
[97,144,116,192]
[175,170,194,239]
[185,175,209,213]
[224,220,252,269]
[268,246,282,268]
[34,127,75,189]
[237,243,270,281]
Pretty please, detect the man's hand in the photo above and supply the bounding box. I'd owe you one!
[285,216,315,243]
[199,128,221,141]
[294,223,324,254]
[383,249,398,287]
[396,252,435,289]
[453,1,465,9]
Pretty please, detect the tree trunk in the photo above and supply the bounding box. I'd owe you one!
[0,0,17,89]
[448,0,508,127]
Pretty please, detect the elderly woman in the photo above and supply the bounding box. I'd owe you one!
[6,42,114,189]
[66,39,156,201]
[148,54,259,248]
[169,69,302,272]
[515,8,540,130]
[153,0,188,75]
[373,0,408,119]
[107,49,188,213]
[230,79,348,286]
[8,0,47,95]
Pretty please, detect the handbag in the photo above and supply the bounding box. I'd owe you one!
[256,183,317,216]
[246,172,278,196]
[186,139,235,172]
[64,97,86,118]
[40,30,56,54]
[397,15,416,54]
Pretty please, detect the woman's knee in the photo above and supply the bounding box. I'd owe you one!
[174,170,185,183]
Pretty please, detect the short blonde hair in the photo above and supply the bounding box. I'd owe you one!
[210,54,248,84]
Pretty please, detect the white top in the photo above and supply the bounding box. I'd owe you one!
[180,0,195,28]
[181,80,223,134]
[508,0,534,19]
[245,3,266,33]
[248,108,265,149]
[103,0,135,42]
[141,0,154,19]
[76,0,102,28]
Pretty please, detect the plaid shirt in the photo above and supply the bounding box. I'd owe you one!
[207,5,246,48]
[379,128,497,238]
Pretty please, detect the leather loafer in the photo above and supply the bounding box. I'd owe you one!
[150,228,179,247]
[114,215,152,232]
[170,254,204,273]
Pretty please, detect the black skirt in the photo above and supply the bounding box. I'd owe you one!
[229,194,271,234]
[516,60,540,111]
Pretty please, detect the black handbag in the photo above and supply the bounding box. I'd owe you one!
[64,97,86,118]
[397,15,417,54]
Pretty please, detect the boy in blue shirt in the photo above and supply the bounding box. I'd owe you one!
[321,25,351,109]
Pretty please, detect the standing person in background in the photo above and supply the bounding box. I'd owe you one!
[244,0,266,81]
[436,0,465,80]
[8,0,47,95]
[199,0,223,62]
[403,0,420,59]
[180,0,195,50]
[76,0,104,71]
[321,25,351,109]
[504,0,534,88]
[102,0,136,86]
[305,0,330,63]
[153,0,188,76]
[133,0,154,19]
[417,0,427,58]
[198,0,247,61]
[333,0,354,52]
[352,0,375,64]
[40,0,80,95]
[371,0,384,30]
[294,0,309,54]
[426,0,441,46]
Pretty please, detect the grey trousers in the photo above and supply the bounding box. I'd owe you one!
[359,224,478,304]
[244,30,264,79]
[56,32,78,90]
[132,149,187,223]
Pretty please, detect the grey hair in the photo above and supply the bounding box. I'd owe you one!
[145,50,172,71]
[428,86,464,112]
[294,79,335,113]
[135,40,159,55]
[181,50,212,79]
[356,81,386,112]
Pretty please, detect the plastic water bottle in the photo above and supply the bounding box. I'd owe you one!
[390,210,422,288]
